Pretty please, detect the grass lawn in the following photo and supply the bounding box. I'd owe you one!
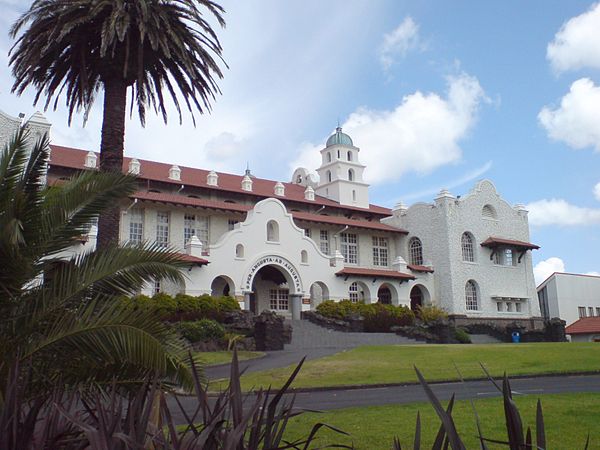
[284,393,600,449]
[195,350,264,366]
[227,343,600,390]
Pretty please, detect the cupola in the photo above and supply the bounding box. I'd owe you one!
[304,185,315,201]
[84,151,97,169]
[326,126,353,147]
[168,165,181,181]
[207,170,218,186]
[241,174,253,191]
[128,158,140,175]
[274,181,285,196]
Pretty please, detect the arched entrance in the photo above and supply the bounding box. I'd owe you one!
[377,286,392,304]
[410,285,423,311]
[211,276,234,297]
[309,281,329,307]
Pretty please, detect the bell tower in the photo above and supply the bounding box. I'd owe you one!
[315,126,369,208]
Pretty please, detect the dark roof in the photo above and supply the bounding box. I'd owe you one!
[49,145,392,216]
[565,317,600,335]
[175,253,209,265]
[407,264,434,273]
[335,267,415,281]
[480,237,540,251]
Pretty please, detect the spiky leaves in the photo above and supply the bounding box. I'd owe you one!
[0,131,194,396]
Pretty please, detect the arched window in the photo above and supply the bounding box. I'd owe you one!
[326,170,332,183]
[352,190,356,202]
[465,280,478,311]
[482,204,497,219]
[461,232,475,262]
[235,244,244,258]
[409,237,423,265]
[327,152,332,162]
[301,250,308,263]
[347,151,352,161]
[266,220,279,242]
[348,169,354,181]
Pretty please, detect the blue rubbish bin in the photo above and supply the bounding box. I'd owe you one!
[511,331,521,343]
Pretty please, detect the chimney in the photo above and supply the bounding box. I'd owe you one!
[274,181,285,196]
[168,165,181,181]
[207,170,218,186]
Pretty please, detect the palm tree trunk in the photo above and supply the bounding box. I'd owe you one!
[97,77,127,249]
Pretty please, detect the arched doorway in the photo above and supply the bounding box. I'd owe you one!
[211,276,234,297]
[377,286,392,304]
[309,281,329,307]
[410,285,423,311]
[251,265,291,316]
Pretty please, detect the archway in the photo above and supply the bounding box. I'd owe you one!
[410,285,423,311]
[348,281,371,303]
[211,276,235,297]
[377,283,398,305]
[251,265,291,316]
[309,281,329,307]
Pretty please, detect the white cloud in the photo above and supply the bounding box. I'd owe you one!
[379,17,422,70]
[293,72,485,184]
[594,182,600,201]
[538,78,600,151]
[526,198,600,226]
[534,257,565,284]
[547,2,600,73]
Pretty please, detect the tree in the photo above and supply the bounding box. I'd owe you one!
[0,129,196,396]
[9,0,226,247]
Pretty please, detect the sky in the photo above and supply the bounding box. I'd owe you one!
[1,1,600,284]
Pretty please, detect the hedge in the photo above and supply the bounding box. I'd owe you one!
[316,300,415,331]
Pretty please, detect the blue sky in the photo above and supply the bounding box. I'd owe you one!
[1,1,600,283]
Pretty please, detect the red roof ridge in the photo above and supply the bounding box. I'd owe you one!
[335,267,415,280]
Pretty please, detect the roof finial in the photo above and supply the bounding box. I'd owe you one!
[245,161,251,177]
[336,117,341,132]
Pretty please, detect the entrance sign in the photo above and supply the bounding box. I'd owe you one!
[243,255,302,293]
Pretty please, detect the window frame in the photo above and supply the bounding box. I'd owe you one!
[465,280,479,311]
[129,208,144,245]
[409,237,423,266]
[372,236,389,267]
[461,232,475,262]
[156,211,170,248]
[269,288,289,311]
[340,232,358,264]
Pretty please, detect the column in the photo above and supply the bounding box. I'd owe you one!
[290,294,302,320]
[243,292,252,312]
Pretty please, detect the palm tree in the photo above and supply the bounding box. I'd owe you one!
[0,129,196,395]
[9,0,226,247]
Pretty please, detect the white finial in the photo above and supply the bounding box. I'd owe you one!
[274,181,285,196]
[128,158,140,175]
[168,165,181,181]
[304,185,315,201]
[435,188,455,200]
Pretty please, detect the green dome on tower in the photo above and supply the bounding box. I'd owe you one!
[326,126,353,147]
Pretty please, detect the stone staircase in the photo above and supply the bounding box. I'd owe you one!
[285,319,419,349]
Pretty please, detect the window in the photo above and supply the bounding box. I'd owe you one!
[129,209,144,245]
[497,302,503,312]
[326,170,332,183]
[347,151,352,161]
[304,228,311,238]
[372,236,389,266]
[228,219,239,231]
[515,302,522,312]
[504,249,514,266]
[596,307,600,316]
[269,288,289,310]
[267,220,279,242]
[337,150,340,158]
[156,212,169,248]
[235,244,244,258]
[340,232,358,264]
[506,302,513,312]
[461,233,474,262]
[349,282,359,303]
[327,152,332,163]
[465,280,478,311]
[184,214,209,247]
[589,307,595,317]
[579,307,587,318]
[409,237,423,266]
[320,230,330,255]
[348,169,354,181]
[352,190,356,202]
[301,250,308,263]
[482,204,497,219]
[153,280,161,295]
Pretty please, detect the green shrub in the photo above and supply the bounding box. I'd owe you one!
[316,300,346,319]
[361,303,415,332]
[218,295,240,312]
[454,327,471,344]
[416,305,448,324]
[179,319,225,342]
[151,292,178,315]
[175,293,200,312]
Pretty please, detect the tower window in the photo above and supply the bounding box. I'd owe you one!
[347,151,352,161]
[326,170,332,183]
[327,152,332,163]
[348,169,354,181]
[267,220,279,242]
[409,237,423,265]
[461,232,475,262]
[465,280,479,311]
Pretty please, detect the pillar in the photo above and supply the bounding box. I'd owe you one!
[290,294,302,320]
[243,292,252,312]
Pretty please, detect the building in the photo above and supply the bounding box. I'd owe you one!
[565,317,600,342]
[1,110,543,325]
[537,272,600,326]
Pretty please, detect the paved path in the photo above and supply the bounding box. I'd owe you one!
[168,374,600,424]
[205,319,418,380]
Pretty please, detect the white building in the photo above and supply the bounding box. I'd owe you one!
[1,110,543,327]
[537,272,600,326]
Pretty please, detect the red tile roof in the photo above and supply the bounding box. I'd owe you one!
[407,264,434,273]
[49,145,392,216]
[565,317,600,335]
[480,237,540,250]
[175,253,209,265]
[131,191,407,234]
[335,267,416,281]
